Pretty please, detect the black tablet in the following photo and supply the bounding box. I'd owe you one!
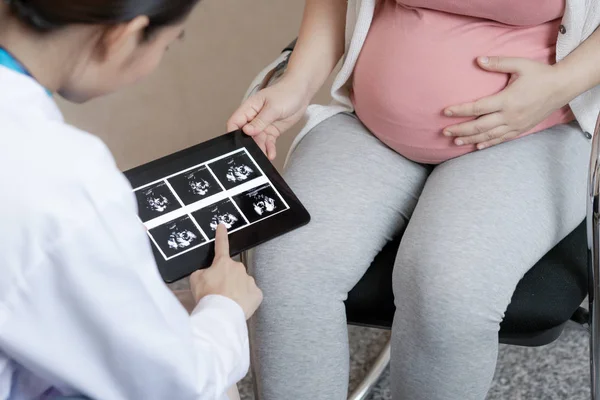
[124,130,311,283]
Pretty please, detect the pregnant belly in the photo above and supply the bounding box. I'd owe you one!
[352,2,572,164]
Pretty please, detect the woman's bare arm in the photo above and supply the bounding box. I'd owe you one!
[554,26,600,103]
[226,0,347,159]
[285,0,347,100]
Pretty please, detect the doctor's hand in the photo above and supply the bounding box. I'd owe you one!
[227,77,310,161]
[190,225,263,320]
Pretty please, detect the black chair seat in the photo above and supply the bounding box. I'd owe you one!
[345,221,588,345]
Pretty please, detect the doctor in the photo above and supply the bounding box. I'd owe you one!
[0,1,262,399]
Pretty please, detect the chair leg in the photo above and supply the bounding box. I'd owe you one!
[590,229,600,400]
[588,113,600,400]
[591,281,599,400]
[348,339,391,400]
[592,326,599,400]
[570,307,590,327]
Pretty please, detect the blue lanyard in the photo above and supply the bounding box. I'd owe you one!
[0,47,52,96]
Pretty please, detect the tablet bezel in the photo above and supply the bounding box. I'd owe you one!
[124,130,310,283]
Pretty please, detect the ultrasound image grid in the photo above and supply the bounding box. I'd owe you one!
[136,149,288,260]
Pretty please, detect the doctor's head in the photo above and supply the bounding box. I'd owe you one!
[1,0,201,102]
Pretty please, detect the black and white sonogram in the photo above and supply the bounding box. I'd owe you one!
[149,215,206,258]
[192,198,247,239]
[208,151,262,190]
[135,181,182,222]
[168,166,223,205]
[233,184,286,223]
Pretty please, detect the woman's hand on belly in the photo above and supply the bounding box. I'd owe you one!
[442,56,571,149]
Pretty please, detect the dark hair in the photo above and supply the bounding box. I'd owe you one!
[5,0,200,34]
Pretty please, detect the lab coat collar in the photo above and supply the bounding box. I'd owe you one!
[0,65,63,122]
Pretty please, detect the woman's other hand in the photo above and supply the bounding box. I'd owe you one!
[227,78,311,161]
[442,56,570,149]
[227,0,348,160]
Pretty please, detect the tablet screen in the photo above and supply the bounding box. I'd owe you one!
[125,131,310,282]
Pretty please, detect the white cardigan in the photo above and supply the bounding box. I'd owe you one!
[285,0,600,165]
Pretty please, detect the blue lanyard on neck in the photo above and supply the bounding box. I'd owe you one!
[0,47,52,96]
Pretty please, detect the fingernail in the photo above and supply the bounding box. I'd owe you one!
[444,110,453,117]
[455,139,464,146]
[443,130,452,136]
[479,56,489,64]
[477,144,486,150]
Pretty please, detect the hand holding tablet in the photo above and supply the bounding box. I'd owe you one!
[125,130,311,282]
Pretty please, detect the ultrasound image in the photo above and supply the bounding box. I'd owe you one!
[208,152,262,190]
[149,215,205,258]
[192,198,247,239]
[134,181,182,222]
[168,165,223,205]
[233,184,286,223]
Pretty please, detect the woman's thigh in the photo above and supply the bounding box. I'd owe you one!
[247,114,431,399]
[249,112,431,300]
[393,122,590,326]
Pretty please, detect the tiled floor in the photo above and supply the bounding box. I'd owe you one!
[170,281,590,400]
[237,323,590,400]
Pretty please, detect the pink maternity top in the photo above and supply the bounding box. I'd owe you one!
[352,0,575,164]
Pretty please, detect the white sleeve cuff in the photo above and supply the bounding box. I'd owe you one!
[192,295,247,333]
[190,295,250,387]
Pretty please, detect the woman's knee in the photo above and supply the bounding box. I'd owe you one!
[249,114,401,300]
[248,220,358,304]
[249,228,320,298]
[392,238,515,337]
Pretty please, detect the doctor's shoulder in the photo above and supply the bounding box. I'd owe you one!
[0,116,137,249]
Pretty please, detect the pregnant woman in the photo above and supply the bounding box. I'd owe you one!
[229,0,600,399]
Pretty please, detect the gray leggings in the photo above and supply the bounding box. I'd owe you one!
[248,113,589,400]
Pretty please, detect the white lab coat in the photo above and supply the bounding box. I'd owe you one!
[0,66,249,400]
